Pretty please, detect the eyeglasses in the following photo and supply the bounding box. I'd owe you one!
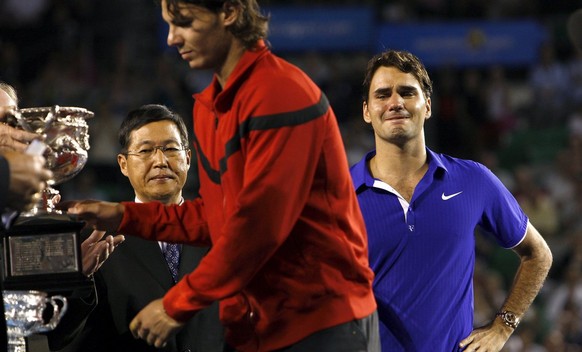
[125,145,188,159]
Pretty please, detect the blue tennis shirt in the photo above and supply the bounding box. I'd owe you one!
[351,148,528,352]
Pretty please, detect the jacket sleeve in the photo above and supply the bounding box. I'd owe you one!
[118,197,211,246]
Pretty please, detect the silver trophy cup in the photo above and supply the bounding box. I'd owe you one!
[3,290,68,352]
[2,106,94,292]
[6,105,93,215]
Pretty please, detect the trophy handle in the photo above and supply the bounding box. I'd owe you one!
[27,295,68,333]
[44,295,68,330]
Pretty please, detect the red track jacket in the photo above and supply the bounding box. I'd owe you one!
[118,41,376,351]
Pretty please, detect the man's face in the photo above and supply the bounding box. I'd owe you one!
[118,120,191,204]
[161,0,233,70]
[363,66,431,147]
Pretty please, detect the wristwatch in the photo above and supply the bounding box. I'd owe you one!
[496,310,520,329]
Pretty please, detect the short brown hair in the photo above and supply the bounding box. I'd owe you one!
[362,50,433,103]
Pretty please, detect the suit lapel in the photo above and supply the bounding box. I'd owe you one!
[122,237,211,285]
[123,236,174,289]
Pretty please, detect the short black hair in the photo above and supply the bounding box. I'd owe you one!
[118,104,189,152]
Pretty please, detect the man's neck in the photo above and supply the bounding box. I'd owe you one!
[370,140,429,202]
[373,139,427,179]
[215,40,248,88]
[134,195,183,206]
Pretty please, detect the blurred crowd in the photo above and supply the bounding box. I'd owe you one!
[1,0,581,351]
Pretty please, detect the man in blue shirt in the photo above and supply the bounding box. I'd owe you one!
[351,50,553,351]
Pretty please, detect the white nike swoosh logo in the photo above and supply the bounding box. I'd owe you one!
[441,191,463,200]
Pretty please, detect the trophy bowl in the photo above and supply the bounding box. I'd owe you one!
[6,105,93,214]
[3,290,68,352]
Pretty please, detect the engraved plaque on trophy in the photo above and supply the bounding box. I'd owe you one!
[2,106,93,292]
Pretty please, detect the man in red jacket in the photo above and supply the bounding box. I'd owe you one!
[64,1,379,351]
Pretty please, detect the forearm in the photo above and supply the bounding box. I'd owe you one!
[119,200,211,245]
[461,225,552,352]
[497,224,552,325]
[500,251,551,316]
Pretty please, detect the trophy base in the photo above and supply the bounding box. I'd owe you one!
[2,214,92,293]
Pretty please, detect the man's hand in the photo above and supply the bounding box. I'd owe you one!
[129,298,184,348]
[81,230,125,277]
[0,106,39,152]
[459,321,513,352]
[58,200,125,233]
[3,149,52,211]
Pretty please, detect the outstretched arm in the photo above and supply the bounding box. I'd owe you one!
[459,221,552,351]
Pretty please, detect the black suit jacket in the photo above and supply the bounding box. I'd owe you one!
[56,236,225,352]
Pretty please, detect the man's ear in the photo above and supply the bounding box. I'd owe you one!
[363,101,372,124]
[186,149,192,168]
[425,97,432,120]
[222,1,240,26]
[117,154,129,177]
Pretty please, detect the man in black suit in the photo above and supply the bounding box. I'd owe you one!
[56,104,225,352]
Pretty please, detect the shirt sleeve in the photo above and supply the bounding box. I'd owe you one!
[478,164,528,248]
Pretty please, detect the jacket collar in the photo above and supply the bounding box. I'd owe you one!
[194,40,269,111]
